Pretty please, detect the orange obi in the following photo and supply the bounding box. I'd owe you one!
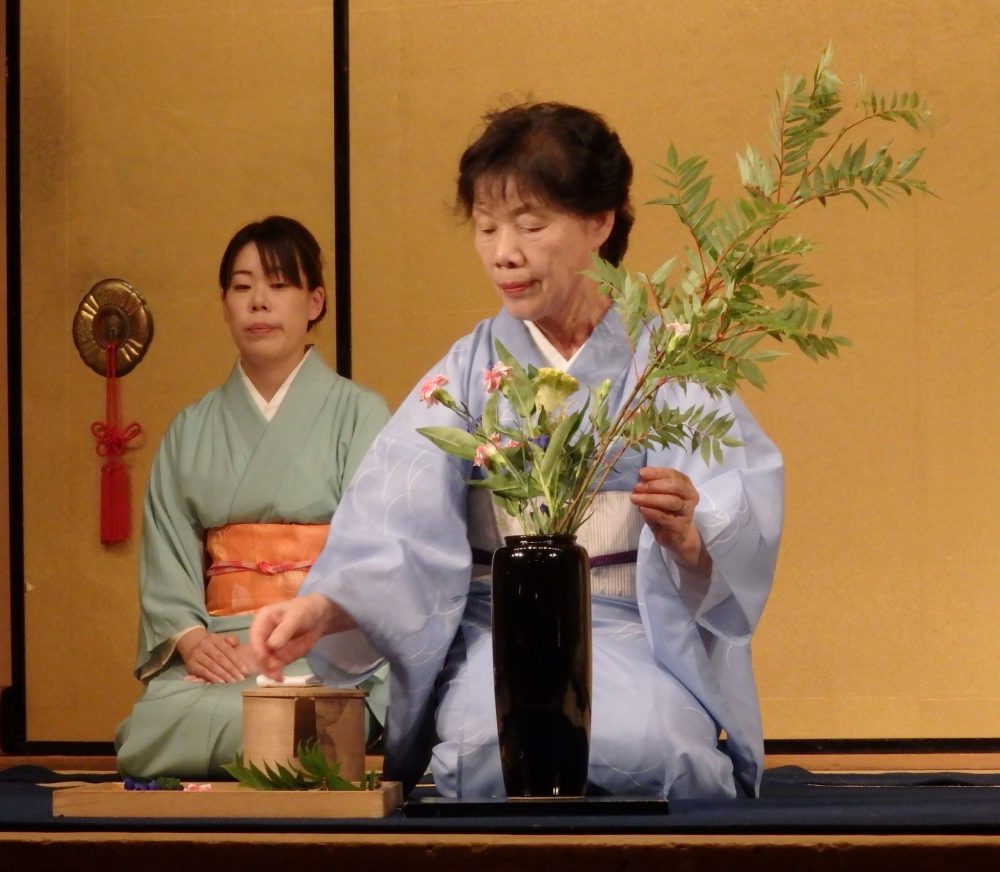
[204,523,330,617]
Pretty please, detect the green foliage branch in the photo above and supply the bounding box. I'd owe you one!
[420,45,932,536]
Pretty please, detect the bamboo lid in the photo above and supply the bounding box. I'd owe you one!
[242,687,367,700]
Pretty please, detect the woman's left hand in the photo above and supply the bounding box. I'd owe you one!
[631,466,712,578]
[183,642,259,684]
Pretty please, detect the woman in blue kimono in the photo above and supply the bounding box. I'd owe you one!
[116,216,390,779]
[250,105,784,800]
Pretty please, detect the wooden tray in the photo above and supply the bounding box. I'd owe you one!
[51,781,402,819]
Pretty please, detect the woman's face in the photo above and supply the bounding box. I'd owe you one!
[222,242,324,374]
[472,178,613,331]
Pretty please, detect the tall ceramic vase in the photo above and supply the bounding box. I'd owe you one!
[491,533,592,797]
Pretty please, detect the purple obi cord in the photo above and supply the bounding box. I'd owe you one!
[470,547,638,568]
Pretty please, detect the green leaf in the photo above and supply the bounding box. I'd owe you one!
[481,391,500,437]
[470,473,532,499]
[417,426,481,461]
[650,256,677,287]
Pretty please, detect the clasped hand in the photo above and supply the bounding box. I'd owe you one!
[176,628,258,684]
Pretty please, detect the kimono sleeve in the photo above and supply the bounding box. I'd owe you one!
[133,414,211,678]
[300,330,493,787]
[648,387,784,643]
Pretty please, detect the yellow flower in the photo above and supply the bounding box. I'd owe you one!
[533,368,580,414]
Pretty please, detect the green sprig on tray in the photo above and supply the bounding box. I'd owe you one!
[221,740,380,791]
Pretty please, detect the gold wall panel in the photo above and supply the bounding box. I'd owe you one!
[7,0,1000,743]
[17,0,338,741]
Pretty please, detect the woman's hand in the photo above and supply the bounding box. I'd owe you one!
[249,593,354,682]
[175,628,253,684]
[631,466,712,579]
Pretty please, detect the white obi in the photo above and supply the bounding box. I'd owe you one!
[466,489,643,600]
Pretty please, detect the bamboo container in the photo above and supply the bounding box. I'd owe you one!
[241,687,366,781]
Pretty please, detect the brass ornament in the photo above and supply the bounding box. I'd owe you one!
[73,278,153,376]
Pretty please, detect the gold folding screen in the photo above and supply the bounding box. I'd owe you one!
[4,0,999,745]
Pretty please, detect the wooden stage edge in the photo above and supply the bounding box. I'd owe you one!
[3,832,1000,872]
[0,753,387,773]
[6,753,1000,870]
[5,750,1000,773]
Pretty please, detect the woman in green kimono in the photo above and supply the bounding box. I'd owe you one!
[115,216,390,779]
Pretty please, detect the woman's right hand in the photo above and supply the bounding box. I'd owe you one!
[250,593,353,681]
[175,628,250,684]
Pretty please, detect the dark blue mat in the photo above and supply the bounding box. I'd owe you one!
[3,765,1000,835]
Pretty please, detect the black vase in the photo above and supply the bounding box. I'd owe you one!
[491,533,592,797]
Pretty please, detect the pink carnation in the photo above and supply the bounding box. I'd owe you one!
[473,443,496,468]
[419,374,449,407]
[482,362,513,394]
[473,433,502,468]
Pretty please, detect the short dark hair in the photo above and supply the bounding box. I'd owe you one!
[456,102,634,265]
[218,215,327,329]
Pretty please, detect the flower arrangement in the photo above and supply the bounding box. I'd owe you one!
[419,46,932,536]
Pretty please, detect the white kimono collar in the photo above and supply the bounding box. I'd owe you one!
[239,347,313,422]
[524,320,585,369]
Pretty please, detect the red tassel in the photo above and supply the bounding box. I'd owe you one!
[100,458,131,545]
[92,342,142,545]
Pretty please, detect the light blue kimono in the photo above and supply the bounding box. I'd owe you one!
[116,351,390,779]
[303,309,783,800]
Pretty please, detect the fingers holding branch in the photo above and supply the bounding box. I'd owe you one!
[631,466,711,577]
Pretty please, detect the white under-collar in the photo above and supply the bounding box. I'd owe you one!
[525,321,585,369]
[239,347,312,422]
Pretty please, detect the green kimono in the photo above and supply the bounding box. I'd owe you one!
[115,351,390,779]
